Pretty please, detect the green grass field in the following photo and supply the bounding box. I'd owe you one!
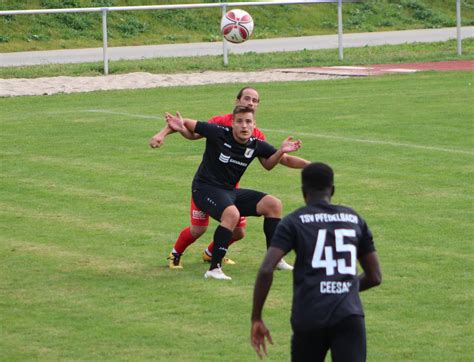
[1,71,473,360]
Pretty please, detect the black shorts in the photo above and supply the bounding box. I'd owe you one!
[291,315,366,362]
[191,184,266,222]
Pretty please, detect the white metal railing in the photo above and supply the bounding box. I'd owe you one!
[0,0,359,73]
[0,0,464,74]
[0,0,359,15]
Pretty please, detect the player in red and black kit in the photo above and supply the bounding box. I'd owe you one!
[150,87,309,270]
[165,106,303,280]
[251,162,382,361]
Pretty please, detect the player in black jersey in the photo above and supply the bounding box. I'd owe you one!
[166,106,302,280]
[251,162,382,361]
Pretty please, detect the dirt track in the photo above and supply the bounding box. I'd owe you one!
[1,60,472,98]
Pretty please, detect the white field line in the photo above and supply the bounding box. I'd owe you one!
[84,109,164,120]
[47,108,474,156]
[260,128,474,156]
[37,109,163,120]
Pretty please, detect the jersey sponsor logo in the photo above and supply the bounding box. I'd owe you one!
[320,281,352,294]
[244,147,255,158]
[229,159,248,167]
[192,210,207,220]
[219,153,231,163]
[218,153,249,167]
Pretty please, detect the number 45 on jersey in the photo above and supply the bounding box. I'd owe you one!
[312,229,357,276]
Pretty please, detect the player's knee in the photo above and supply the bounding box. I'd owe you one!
[258,195,282,217]
[221,206,240,229]
[190,225,208,238]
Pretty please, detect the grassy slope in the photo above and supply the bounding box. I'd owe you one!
[1,72,473,360]
[1,0,473,52]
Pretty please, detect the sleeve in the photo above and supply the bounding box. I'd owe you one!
[270,216,296,253]
[357,217,376,258]
[194,121,222,141]
[255,140,277,159]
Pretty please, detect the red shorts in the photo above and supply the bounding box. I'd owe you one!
[190,197,247,228]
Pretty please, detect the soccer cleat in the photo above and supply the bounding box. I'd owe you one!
[204,266,232,280]
[202,250,236,265]
[276,258,294,271]
[167,252,183,269]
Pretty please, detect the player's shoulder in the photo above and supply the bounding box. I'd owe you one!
[294,202,362,220]
[197,120,230,135]
[283,205,312,223]
[331,203,366,224]
[253,126,266,141]
[331,203,358,215]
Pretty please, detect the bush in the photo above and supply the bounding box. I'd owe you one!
[26,33,50,42]
[1,15,15,23]
[40,0,81,9]
[378,19,394,27]
[115,16,147,37]
[400,0,454,28]
[91,0,116,6]
[153,9,217,32]
[55,13,93,31]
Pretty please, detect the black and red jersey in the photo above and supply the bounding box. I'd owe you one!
[192,122,277,190]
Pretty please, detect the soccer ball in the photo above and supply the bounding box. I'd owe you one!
[220,9,254,44]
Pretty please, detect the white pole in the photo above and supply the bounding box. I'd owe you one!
[456,0,462,56]
[102,8,109,75]
[222,5,228,66]
[337,0,343,60]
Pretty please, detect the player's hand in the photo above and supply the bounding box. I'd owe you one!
[280,136,302,154]
[165,111,185,132]
[149,135,165,148]
[251,319,273,359]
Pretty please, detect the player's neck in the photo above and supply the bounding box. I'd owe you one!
[305,193,331,205]
[231,131,250,145]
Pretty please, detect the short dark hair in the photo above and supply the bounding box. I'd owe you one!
[236,87,259,102]
[302,162,334,191]
[233,105,255,117]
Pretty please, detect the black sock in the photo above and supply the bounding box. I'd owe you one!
[263,217,281,249]
[210,225,233,270]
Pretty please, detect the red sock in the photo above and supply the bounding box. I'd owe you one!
[206,238,237,255]
[174,227,197,254]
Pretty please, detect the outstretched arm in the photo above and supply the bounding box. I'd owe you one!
[179,122,203,140]
[149,113,203,148]
[165,112,198,135]
[251,246,285,359]
[149,124,175,148]
[279,154,311,169]
[259,137,302,171]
